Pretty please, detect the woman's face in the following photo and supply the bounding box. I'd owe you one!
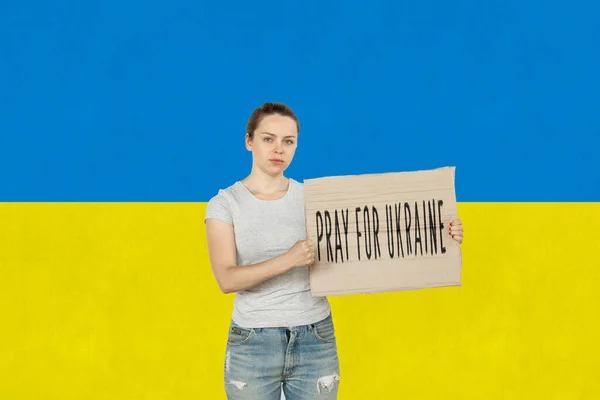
[246,114,298,176]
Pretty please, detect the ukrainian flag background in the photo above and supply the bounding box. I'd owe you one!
[1,1,599,399]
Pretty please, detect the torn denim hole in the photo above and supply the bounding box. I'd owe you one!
[317,373,340,394]
[229,380,247,390]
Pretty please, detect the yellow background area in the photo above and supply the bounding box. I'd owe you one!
[0,203,598,399]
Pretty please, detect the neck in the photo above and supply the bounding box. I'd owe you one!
[243,164,288,192]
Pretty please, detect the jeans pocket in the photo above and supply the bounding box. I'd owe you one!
[227,323,255,346]
[311,315,336,343]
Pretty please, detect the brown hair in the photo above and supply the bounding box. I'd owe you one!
[246,102,300,139]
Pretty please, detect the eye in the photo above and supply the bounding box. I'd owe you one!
[263,137,272,142]
[285,139,295,145]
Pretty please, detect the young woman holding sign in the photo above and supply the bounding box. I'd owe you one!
[204,102,464,399]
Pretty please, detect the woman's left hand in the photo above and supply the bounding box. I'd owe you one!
[449,219,463,244]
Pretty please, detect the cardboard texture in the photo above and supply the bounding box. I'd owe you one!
[304,166,462,296]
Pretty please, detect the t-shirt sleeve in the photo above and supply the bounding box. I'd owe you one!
[204,192,233,226]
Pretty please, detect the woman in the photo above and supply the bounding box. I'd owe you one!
[204,102,464,399]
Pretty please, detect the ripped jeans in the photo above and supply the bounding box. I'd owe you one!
[223,313,340,400]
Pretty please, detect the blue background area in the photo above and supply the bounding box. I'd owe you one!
[1,0,598,201]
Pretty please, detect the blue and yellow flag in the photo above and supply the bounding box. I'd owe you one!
[1,1,599,398]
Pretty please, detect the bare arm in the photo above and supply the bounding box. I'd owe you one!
[206,218,311,294]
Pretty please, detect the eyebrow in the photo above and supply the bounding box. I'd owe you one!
[260,132,297,138]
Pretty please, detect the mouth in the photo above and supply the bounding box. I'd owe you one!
[269,159,284,165]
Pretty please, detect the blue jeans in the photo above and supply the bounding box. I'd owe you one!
[223,313,340,399]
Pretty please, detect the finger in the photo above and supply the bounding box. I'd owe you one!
[451,234,463,244]
[450,226,463,234]
[449,219,462,226]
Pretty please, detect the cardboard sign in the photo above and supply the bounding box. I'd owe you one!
[304,166,462,296]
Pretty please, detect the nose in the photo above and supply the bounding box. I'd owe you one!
[274,142,283,154]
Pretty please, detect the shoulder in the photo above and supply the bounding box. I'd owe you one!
[289,178,304,192]
[288,178,305,200]
[209,182,243,205]
[205,182,244,225]
[290,178,303,187]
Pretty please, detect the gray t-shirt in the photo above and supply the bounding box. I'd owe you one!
[204,178,331,328]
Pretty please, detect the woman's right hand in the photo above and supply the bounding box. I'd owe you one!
[285,240,316,268]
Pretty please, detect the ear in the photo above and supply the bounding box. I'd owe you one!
[245,133,253,151]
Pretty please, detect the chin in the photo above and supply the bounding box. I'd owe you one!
[263,164,287,175]
[271,165,288,172]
